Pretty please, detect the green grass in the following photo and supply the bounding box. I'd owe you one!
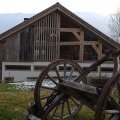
[0,83,94,120]
[0,84,34,120]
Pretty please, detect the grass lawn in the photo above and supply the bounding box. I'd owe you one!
[0,83,94,120]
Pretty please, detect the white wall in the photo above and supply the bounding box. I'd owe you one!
[2,61,115,82]
[2,62,50,82]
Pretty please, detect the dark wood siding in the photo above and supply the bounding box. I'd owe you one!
[33,11,60,61]
[3,33,20,62]
[0,61,1,81]
[20,26,34,61]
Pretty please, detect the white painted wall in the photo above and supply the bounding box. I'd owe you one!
[2,62,50,82]
[2,61,115,82]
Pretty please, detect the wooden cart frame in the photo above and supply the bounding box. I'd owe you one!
[26,49,120,120]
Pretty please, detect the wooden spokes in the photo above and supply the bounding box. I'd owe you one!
[94,70,120,120]
[34,59,83,119]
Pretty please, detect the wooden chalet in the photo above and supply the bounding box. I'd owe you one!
[0,3,120,82]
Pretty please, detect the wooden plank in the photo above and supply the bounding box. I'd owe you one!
[80,31,84,41]
[84,41,99,45]
[50,14,52,60]
[45,16,47,61]
[60,80,98,95]
[47,15,50,61]
[44,17,46,61]
[0,61,2,81]
[105,110,119,114]
[35,23,37,60]
[35,22,38,60]
[42,18,44,61]
[57,12,60,59]
[72,31,83,41]
[79,31,84,62]
[80,44,84,62]
[53,29,55,60]
[4,33,20,61]
[38,20,40,60]
[42,19,44,61]
[0,44,2,61]
[60,42,81,45]
[31,25,34,60]
[60,41,98,45]
[39,20,42,61]
[51,13,55,60]
[54,12,57,60]
[91,43,99,54]
[36,22,39,60]
[59,28,81,32]
[37,21,39,60]
[55,30,57,60]
[53,12,56,60]
[110,115,120,120]
[98,40,102,59]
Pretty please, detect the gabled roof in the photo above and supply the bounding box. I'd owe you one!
[0,2,120,48]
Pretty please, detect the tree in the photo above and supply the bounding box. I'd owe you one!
[109,9,120,42]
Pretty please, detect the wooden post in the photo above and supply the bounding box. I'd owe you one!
[57,13,60,59]
[79,31,84,62]
[2,62,5,83]
[117,56,120,70]
[98,41,102,59]
[98,41,102,77]
[0,61,2,82]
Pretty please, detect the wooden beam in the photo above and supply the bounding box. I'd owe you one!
[60,42,80,45]
[79,31,84,62]
[59,28,81,32]
[60,80,98,95]
[48,14,50,61]
[91,43,99,54]
[98,41,102,59]
[59,40,99,46]
[57,13,60,59]
[91,41,103,59]
[40,20,42,61]
[72,31,83,41]
[80,45,84,61]
[84,41,99,45]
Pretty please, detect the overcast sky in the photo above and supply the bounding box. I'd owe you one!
[0,0,120,15]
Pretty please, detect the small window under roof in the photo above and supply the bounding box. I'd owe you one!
[84,31,98,41]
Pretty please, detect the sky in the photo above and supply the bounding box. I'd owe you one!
[0,0,120,15]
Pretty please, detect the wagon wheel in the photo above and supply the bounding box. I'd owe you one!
[94,70,120,120]
[34,59,84,120]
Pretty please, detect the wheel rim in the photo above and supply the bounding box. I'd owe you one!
[34,59,83,119]
[95,70,120,120]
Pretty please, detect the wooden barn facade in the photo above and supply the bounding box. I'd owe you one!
[0,3,120,82]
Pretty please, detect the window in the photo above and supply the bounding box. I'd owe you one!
[84,31,98,41]
[5,65,31,71]
[59,66,72,71]
[60,32,78,42]
[60,45,79,60]
[34,66,46,70]
[84,45,98,61]
[102,41,114,54]
[101,67,113,72]
[4,77,14,83]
